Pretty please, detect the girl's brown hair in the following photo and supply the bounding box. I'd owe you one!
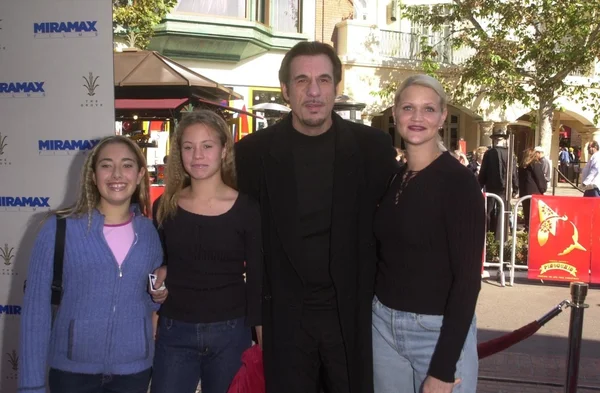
[156,110,236,225]
[55,135,150,224]
[521,148,539,168]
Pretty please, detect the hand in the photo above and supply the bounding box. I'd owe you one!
[150,266,168,304]
[422,376,460,393]
[255,325,263,349]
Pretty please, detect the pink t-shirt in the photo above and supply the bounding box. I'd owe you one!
[103,215,135,267]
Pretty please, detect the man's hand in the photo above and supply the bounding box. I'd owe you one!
[422,376,460,393]
[150,266,168,304]
[255,326,263,349]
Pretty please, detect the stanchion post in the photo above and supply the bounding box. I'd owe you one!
[565,282,589,393]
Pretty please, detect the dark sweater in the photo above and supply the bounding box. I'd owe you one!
[153,193,262,326]
[291,126,336,308]
[374,152,485,383]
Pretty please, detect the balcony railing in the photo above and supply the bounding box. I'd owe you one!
[337,21,597,80]
[379,29,474,65]
[569,64,599,78]
[336,21,474,66]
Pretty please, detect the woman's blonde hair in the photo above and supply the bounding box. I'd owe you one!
[394,74,448,152]
[394,74,448,109]
[156,110,236,225]
[521,148,539,168]
[55,135,150,223]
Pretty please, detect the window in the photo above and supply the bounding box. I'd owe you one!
[175,0,246,18]
[354,0,368,21]
[174,0,301,33]
[441,114,460,150]
[271,0,300,33]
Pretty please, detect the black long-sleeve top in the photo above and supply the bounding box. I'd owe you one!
[153,193,262,326]
[374,152,485,383]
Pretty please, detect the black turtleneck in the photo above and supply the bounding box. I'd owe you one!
[291,125,336,308]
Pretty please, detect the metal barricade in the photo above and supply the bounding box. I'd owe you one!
[483,193,506,286]
[509,195,532,286]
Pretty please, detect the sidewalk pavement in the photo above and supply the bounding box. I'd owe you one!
[547,182,584,197]
[475,279,600,392]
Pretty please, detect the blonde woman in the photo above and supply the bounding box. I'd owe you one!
[372,75,485,393]
[19,136,163,393]
[151,110,263,393]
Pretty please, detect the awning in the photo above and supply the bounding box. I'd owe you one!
[114,49,242,101]
[195,97,263,119]
[115,98,189,110]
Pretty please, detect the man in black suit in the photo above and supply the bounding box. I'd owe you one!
[478,129,518,238]
[235,41,397,393]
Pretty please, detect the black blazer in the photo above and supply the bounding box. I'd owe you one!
[518,161,547,196]
[479,146,519,193]
[234,112,397,393]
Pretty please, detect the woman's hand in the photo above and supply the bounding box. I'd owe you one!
[150,266,168,304]
[422,376,461,393]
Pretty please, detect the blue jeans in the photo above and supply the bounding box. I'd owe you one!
[151,316,252,393]
[372,296,478,393]
[49,368,151,393]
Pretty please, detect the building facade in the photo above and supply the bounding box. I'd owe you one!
[327,0,600,163]
[146,0,600,164]
[148,0,317,132]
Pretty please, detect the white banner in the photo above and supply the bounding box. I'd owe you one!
[0,0,114,390]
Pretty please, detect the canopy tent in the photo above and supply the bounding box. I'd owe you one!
[114,49,242,102]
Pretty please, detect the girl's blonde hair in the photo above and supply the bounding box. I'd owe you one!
[55,135,150,223]
[156,110,236,225]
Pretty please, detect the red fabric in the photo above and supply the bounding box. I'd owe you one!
[227,345,265,393]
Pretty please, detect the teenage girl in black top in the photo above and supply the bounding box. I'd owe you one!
[150,110,263,393]
[372,75,485,393]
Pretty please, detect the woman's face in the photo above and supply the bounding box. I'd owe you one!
[93,143,144,209]
[180,123,226,181]
[393,85,447,148]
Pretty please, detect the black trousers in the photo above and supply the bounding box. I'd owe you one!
[486,190,507,239]
[522,198,531,231]
[279,308,350,393]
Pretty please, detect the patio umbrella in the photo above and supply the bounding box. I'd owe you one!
[249,102,291,112]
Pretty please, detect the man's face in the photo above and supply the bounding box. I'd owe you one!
[281,54,337,135]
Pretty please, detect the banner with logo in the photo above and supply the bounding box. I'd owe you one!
[528,196,594,283]
[0,0,114,389]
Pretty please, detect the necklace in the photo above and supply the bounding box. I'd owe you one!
[394,169,420,205]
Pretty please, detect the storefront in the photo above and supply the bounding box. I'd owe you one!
[113,49,262,210]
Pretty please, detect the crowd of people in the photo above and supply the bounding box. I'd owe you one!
[17,39,600,393]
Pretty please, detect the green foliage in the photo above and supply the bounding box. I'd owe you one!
[485,231,500,262]
[113,0,177,49]
[504,231,530,266]
[391,0,600,128]
[485,231,529,265]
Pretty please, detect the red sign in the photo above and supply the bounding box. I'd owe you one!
[590,205,600,284]
[528,196,593,283]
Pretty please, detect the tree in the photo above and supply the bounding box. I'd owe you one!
[396,0,600,152]
[113,0,177,49]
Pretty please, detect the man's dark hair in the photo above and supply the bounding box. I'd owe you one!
[590,141,599,150]
[278,41,342,88]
